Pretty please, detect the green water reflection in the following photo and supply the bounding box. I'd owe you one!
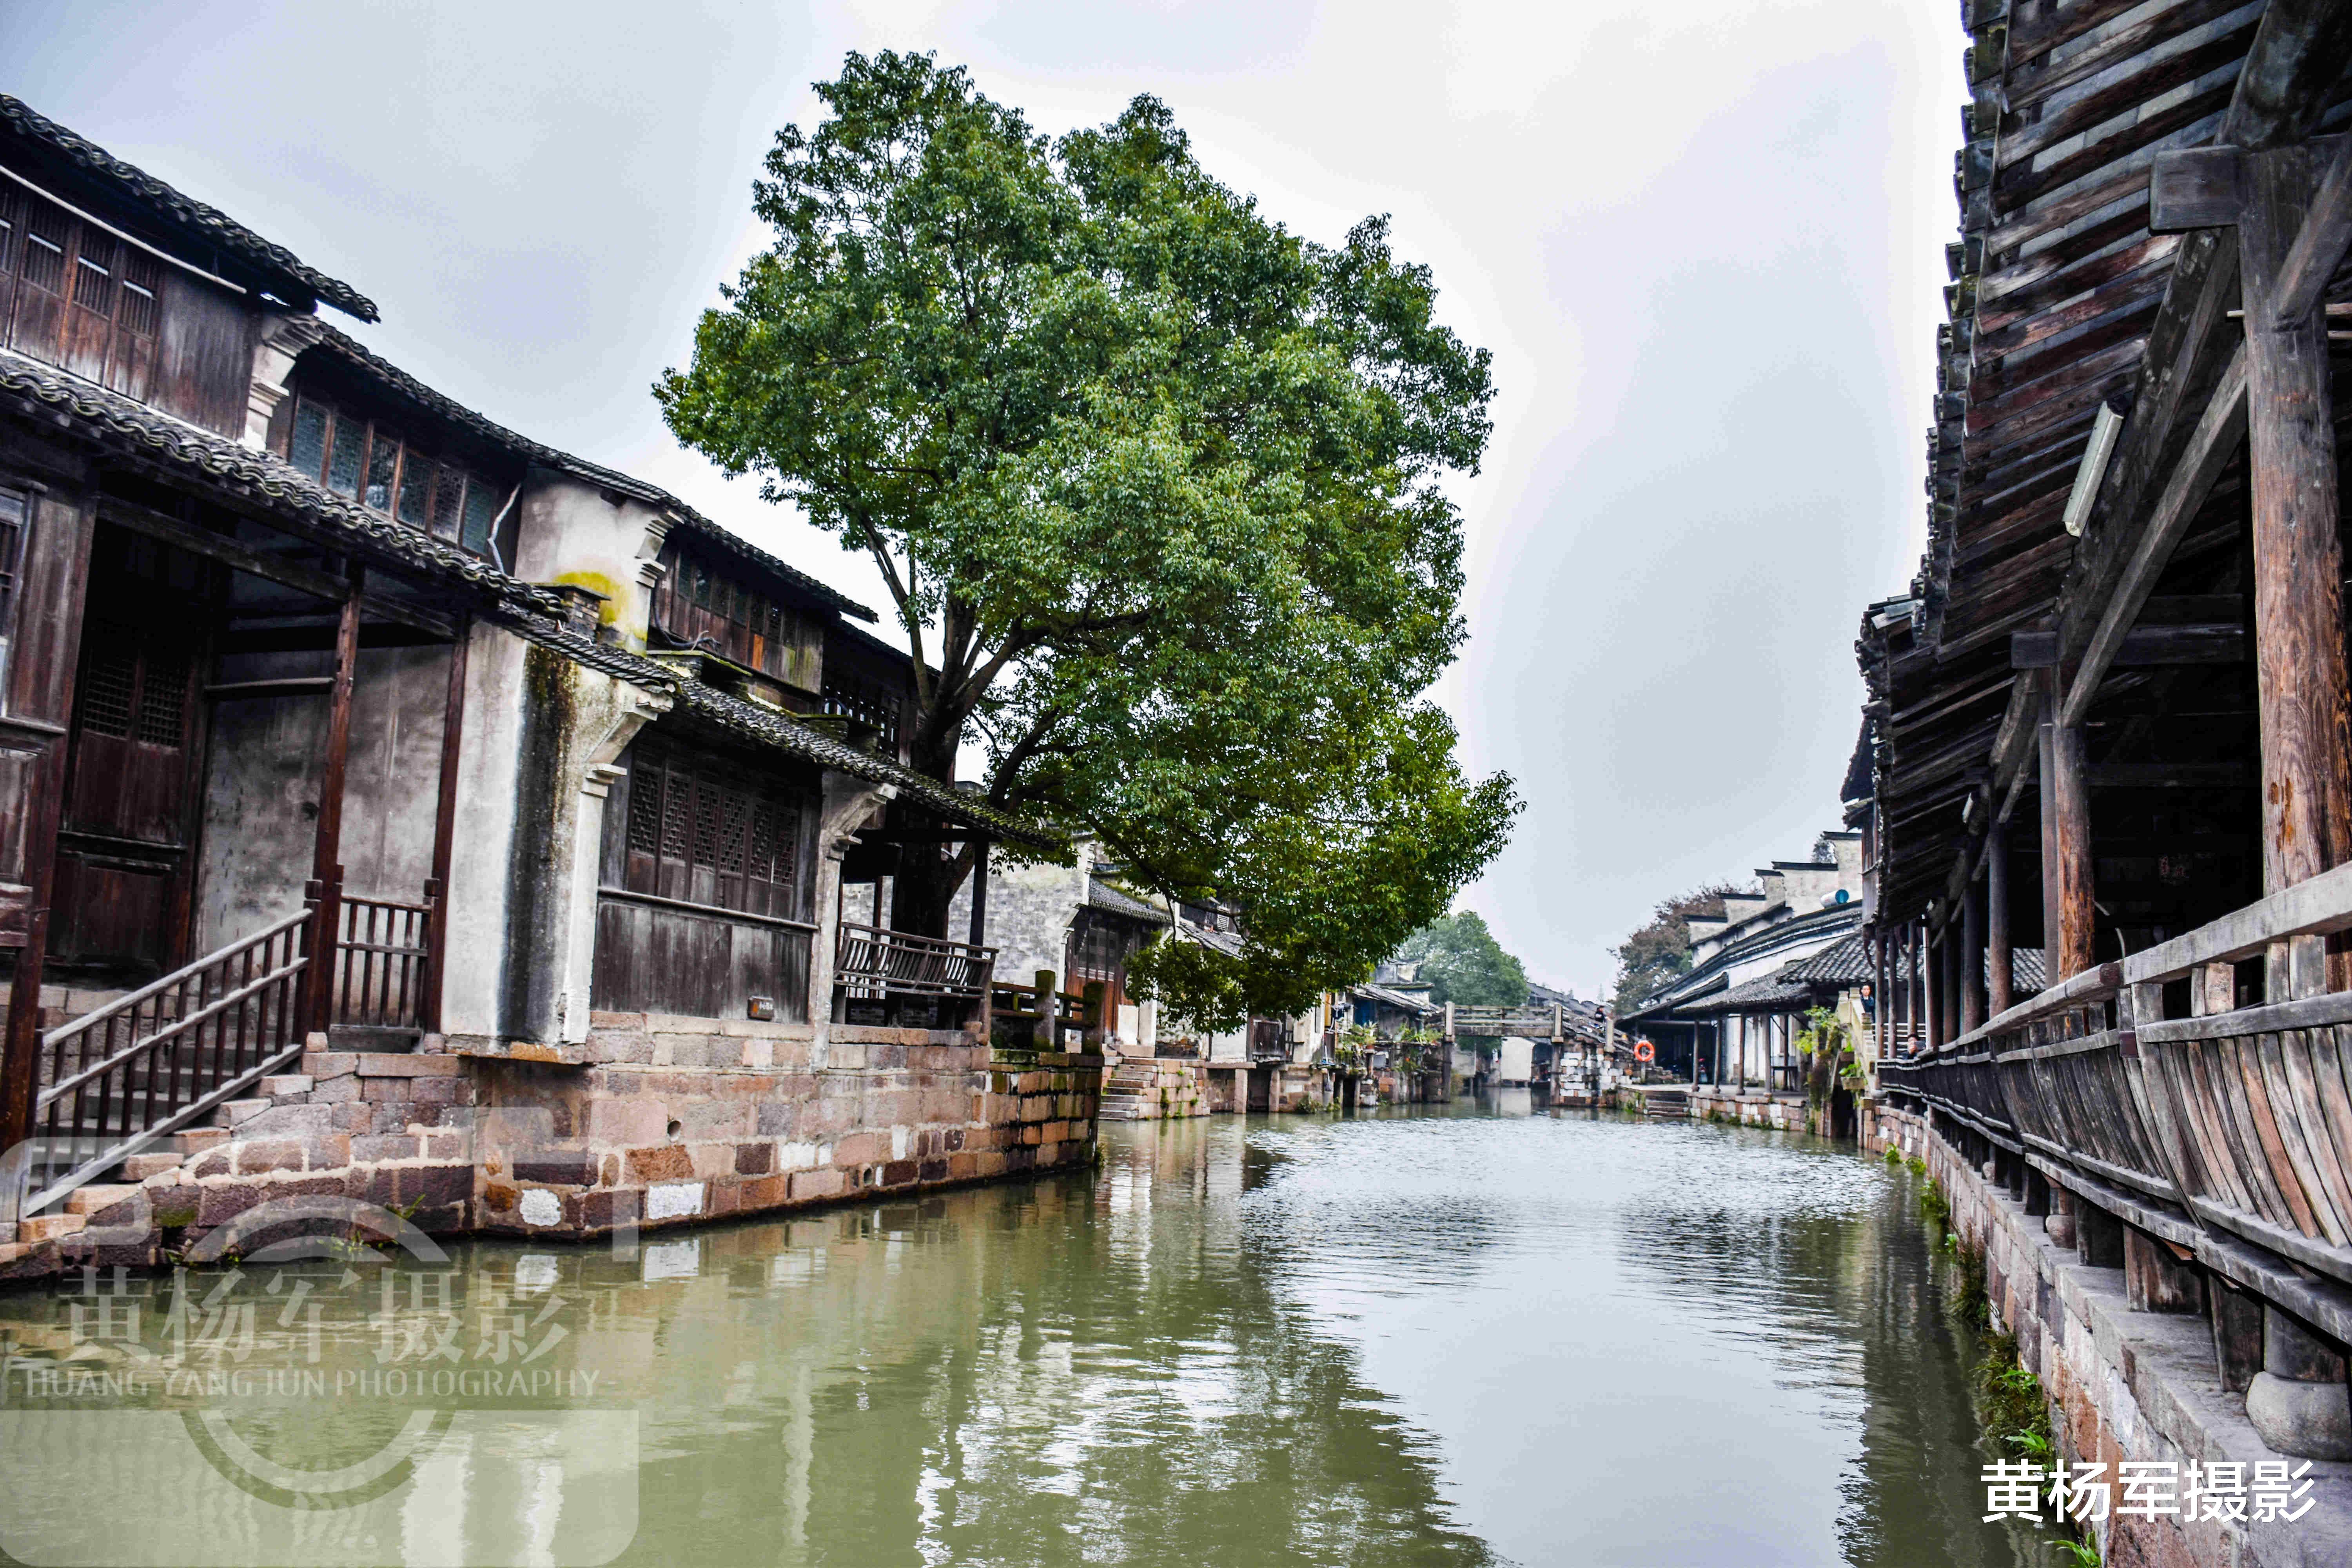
[0,1100,2020,1567]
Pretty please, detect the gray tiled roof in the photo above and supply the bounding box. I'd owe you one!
[1086,878,1171,925]
[0,348,560,613]
[312,327,879,622]
[1,95,378,323]
[0,345,1053,853]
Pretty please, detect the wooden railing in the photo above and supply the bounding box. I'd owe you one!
[22,909,310,1215]
[330,893,434,1030]
[836,925,994,999]
[1885,858,2352,1318]
[987,978,1088,1049]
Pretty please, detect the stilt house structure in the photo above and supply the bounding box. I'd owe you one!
[0,96,1097,1254]
[1861,0,2352,1462]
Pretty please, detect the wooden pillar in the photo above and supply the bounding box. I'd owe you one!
[420,619,469,1035]
[1962,873,1985,1034]
[1944,912,1965,1040]
[2241,146,2352,948]
[302,573,363,1036]
[967,837,991,948]
[0,494,96,1186]
[1924,920,1944,1051]
[1986,817,2014,1015]
[2040,670,2096,981]
[1909,920,1926,1056]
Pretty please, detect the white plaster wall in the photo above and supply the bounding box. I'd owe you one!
[439,622,528,1041]
[509,473,666,650]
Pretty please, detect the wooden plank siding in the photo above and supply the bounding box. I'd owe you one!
[590,735,819,1022]
[648,537,823,693]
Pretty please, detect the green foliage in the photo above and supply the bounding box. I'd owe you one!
[659,51,1514,1020]
[1949,1233,1990,1329]
[1884,1145,1903,1167]
[1394,910,1527,1007]
[2054,1537,2102,1567]
[1920,1175,1951,1228]
[1611,882,1751,1014]
[1906,1154,1927,1177]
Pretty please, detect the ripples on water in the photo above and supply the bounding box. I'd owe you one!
[0,1100,2021,1568]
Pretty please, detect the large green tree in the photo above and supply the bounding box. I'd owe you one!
[658,53,1514,1025]
[1394,911,1527,1008]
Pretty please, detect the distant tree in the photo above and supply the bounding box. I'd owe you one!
[1611,882,1750,1014]
[1395,911,1527,1008]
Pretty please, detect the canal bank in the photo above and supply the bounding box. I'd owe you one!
[1865,1100,2352,1568]
[1,1098,2028,1566]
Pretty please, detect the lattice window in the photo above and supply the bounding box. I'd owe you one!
[69,235,115,314]
[748,802,777,881]
[718,793,748,872]
[659,767,691,858]
[76,644,136,737]
[622,743,805,915]
[17,200,65,295]
[627,764,662,854]
[117,250,161,338]
[691,788,721,867]
[135,648,189,746]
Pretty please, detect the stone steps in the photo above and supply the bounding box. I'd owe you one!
[1644,1091,1691,1121]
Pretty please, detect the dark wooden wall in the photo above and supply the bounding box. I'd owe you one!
[649,539,823,692]
[0,181,255,441]
[589,733,820,1022]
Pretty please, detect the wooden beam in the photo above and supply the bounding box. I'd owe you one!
[422,620,470,1033]
[2020,621,2244,671]
[1988,816,2014,1016]
[2269,132,2352,326]
[2241,143,2352,897]
[2085,762,2251,789]
[2040,671,2097,981]
[98,497,457,641]
[2061,346,2247,726]
[303,572,363,1035]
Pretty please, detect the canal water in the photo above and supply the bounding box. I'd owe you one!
[0,1099,2023,1567]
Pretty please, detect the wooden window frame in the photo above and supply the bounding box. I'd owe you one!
[0,190,160,400]
[284,392,503,559]
[0,484,27,701]
[619,740,809,921]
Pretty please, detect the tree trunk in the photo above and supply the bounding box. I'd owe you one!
[889,835,963,939]
[885,701,975,940]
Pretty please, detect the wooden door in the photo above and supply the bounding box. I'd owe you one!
[48,535,210,976]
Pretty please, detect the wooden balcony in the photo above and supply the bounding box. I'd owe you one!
[835,925,994,1029]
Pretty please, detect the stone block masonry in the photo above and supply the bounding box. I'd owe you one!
[0,1019,1102,1285]
[1863,1100,2352,1568]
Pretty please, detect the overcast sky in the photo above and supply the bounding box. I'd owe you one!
[4,0,1963,998]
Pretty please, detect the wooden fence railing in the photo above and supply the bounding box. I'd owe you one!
[330,893,434,1030]
[835,925,994,1000]
[1881,858,2352,1331]
[21,909,311,1216]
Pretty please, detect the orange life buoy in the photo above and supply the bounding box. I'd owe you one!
[1633,1040,1655,1063]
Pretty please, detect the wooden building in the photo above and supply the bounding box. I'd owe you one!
[1860,0,2352,1484]
[0,95,1094,1254]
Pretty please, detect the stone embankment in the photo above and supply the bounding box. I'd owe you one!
[0,1015,1101,1283]
[1865,1100,2352,1568]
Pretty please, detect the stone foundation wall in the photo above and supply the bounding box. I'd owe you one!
[0,1016,1102,1285]
[1691,1088,1809,1132]
[1863,1100,2352,1568]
